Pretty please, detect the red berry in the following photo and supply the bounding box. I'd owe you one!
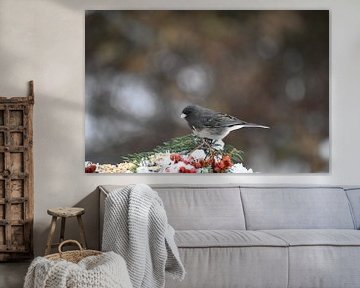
[218,161,225,169]
[194,162,201,169]
[222,155,231,162]
[213,166,221,173]
[85,164,96,173]
[222,155,233,168]
[171,154,182,163]
[179,166,186,173]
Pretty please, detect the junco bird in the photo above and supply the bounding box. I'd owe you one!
[181,105,269,142]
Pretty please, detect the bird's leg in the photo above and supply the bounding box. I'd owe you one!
[188,137,222,160]
[203,138,214,149]
[203,139,218,160]
[211,139,225,151]
[205,149,215,161]
[188,137,210,156]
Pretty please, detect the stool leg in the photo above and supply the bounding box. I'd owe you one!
[77,215,87,249]
[45,216,57,255]
[60,217,66,243]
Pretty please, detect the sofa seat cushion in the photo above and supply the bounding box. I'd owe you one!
[166,246,289,288]
[175,230,288,248]
[262,229,360,246]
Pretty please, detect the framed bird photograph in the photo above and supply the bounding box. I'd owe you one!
[85,10,329,174]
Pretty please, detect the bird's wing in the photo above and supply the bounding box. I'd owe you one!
[202,112,247,128]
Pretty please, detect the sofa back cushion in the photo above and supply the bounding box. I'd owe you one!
[240,187,355,230]
[345,188,360,229]
[154,186,246,230]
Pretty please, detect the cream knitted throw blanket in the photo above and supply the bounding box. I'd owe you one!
[102,184,185,288]
[24,252,133,288]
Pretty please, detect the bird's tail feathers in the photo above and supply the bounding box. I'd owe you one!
[243,123,269,129]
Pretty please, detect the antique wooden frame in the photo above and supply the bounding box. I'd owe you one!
[0,81,34,261]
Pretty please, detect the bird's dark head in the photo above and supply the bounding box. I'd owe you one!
[181,105,201,120]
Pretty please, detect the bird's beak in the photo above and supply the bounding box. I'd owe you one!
[180,113,186,119]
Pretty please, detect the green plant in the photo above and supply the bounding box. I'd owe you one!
[122,134,244,164]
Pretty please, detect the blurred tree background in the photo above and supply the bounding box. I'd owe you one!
[85,10,329,173]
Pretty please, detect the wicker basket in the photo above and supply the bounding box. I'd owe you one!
[45,240,102,263]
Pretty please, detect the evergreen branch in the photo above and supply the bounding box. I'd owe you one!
[224,144,244,162]
[153,134,202,154]
[122,134,244,164]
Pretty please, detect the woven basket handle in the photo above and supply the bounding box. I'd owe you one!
[58,240,83,255]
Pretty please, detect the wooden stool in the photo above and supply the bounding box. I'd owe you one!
[45,207,87,255]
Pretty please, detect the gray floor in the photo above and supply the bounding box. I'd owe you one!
[0,261,30,288]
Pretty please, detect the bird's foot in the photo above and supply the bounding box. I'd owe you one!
[203,139,224,151]
[210,140,224,151]
[188,138,225,160]
[202,139,225,160]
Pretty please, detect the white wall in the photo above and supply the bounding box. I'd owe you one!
[0,0,359,256]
